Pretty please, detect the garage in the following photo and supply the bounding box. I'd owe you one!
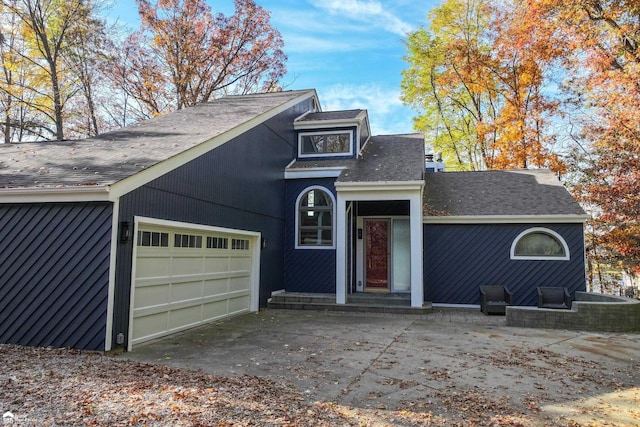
[129,218,260,349]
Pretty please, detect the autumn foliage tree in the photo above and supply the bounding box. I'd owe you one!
[3,0,91,140]
[0,6,38,142]
[0,0,111,140]
[402,0,495,171]
[404,0,640,282]
[402,0,563,172]
[114,0,286,118]
[518,0,640,277]
[0,0,287,140]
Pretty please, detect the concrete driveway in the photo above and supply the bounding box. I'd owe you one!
[125,308,640,426]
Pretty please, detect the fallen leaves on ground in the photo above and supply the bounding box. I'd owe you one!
[0,345,441,426]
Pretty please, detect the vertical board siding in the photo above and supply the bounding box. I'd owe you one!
[424,223,586,306]
[112,98,314,347]
[0,202,112,350]
[283,178,337,293]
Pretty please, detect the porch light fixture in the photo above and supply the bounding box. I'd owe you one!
[119,221,132,243]
[261,237,268,250]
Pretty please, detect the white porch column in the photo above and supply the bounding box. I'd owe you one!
[410,192,424,307]
[335,193,347,304]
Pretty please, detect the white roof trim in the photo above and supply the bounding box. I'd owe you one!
[336,181,425,193]
[0,186,110,203]
[285,166,345,179]
[294,110,368,130]
[108,90,318,200]
[423,214,590,224]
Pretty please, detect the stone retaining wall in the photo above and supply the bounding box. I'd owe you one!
[506,292,640,332]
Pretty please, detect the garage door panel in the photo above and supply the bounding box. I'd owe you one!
[169,306,203,330]
[228,295,250,313]
[203,279,229,296]
[229,276,250,292]
[171,257,204,275]
[229,257,251,270]
[131,223,256,348]
[204,257,230,271]
[132,312,168,343]
[202,300,229,320]
[134,284,170,309]
[171,281,204,302]
[136,256,172,278]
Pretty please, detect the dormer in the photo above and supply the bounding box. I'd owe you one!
[293,109,371,160]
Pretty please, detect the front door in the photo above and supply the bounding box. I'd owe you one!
[365,219,390,291]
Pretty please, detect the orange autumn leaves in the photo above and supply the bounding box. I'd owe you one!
[115,0,286,116]
[402,0,564,173]
[0,0,286,140]
[403,0,640,272]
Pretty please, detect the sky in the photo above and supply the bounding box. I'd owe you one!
[108,0,441,136]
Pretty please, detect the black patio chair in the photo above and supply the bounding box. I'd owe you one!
[537,287,572,309]
[479,285,514,315]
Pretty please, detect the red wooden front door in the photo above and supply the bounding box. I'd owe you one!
[365,219,389,290]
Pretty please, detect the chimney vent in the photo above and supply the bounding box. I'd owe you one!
[425,153,445,173]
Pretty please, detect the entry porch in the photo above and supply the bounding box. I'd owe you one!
[335,181,425,308]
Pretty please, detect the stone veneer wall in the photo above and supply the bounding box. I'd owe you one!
[506,292,640,332]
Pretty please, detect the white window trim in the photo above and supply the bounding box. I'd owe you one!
[295,185,336,250]
[510,227,570,261]
[298,130,354,158]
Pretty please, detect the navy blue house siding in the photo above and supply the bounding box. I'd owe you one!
[424,223,586,306]
[284,178,337,293]
[0,202,112,350]
[111,99,313,348]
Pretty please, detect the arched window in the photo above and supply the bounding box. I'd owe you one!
[296,186,335,249]
[510,227,570,260]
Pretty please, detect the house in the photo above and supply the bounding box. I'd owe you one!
[0,89,588,352]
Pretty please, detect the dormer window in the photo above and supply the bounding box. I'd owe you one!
[294,109,370,160]
[299,131,353,157]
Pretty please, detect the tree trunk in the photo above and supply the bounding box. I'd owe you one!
[50,62,64,140]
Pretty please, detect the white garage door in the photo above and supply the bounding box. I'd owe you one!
[130,219,259,348]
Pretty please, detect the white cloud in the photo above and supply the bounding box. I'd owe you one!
[283,34,375,54]
[311,0,414,36]
[319,83,414,135]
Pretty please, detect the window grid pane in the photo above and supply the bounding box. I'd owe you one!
[138,231,169,247]
[297,188,333,247]
[207,236,229,249]
[175,233,203,248]
[301,133,351,155]
[515,232,565,257]
[231,238,249,250]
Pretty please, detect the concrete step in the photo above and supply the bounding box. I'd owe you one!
[269,291,413,306]
[267,294,432,315]
[267,301,432,315]
[269,292,335,304]
[347,293,412,306]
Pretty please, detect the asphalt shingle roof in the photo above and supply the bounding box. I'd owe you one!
[287,133,425,183]
[0,90,315,189]
[296,110,364,122]
[423,169,587,217]
[337,134,424,183]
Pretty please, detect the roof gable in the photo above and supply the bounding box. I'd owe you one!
[0,90,317,196]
